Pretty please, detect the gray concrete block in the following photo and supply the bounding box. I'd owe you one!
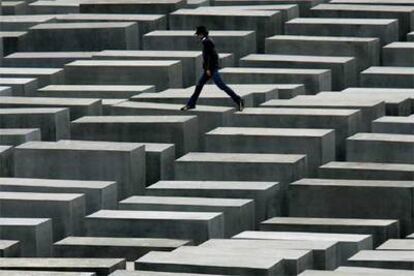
[0,177,118,214]
[85,210,224,244]
[288,178,414,235]
[169,9,282,52]
[0,77,37,96]
[0,218,52,257]
[271,83,306,99]
[71,115,199,157]
[79,0,186,14]
[0,31,29,56]
[319,161,414,181]
[27,0,79,14]
[336,265,414,275]
[360,66,414,88]
[14,140,145,199]
[0,129,41,146]
[220,67,332,94]
[330,0,414,4]
[0,240,20,257]
[54,237,190,261]
[110,271,224,276]
[408,31,414,40]
[230,107,361,160]
[0,86,12,96]
[0,96,102,120]
[143,30,256,62]
[265,35,380,72]
[4,52,96,68]
[383,42,414,67]
[372,116,414,134]
[119,196,255,237]
[0,191,85,241]
[27,22,139,51]
[0,271,95,276]
[0,108,70,141]
[260,217,399,247]
[2,1,28,15]
[146,180,280,225]
[285,18,399,46]
[205,127,335,176]
[347,250,414,269]
[240,54,357,91]
[0,15,55,32]
[377,239,414,251]
[64,60,183,91]
[0,258,126,276]
[0,146,13,177]
[0,67,63,88]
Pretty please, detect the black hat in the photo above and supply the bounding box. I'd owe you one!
[195,26,208,36]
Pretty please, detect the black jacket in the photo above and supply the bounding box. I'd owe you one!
[202,36,219,71]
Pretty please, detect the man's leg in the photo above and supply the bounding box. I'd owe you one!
[186,72,209,108]
[212,70,241,104]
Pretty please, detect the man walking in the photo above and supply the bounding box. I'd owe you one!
[181,26,245,111]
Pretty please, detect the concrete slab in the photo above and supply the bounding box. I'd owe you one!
[360,66,414,88]
[27,0,79,14]
[0,15,55,32]
[2,1,28,15]
[0,128,40,146]
[0,31,29,56]
[383,42,414,67]
[79,0,186,14]
[0,77,37,96]
[330,0,414,4]
[0,87,12,96]
[110,271,224,276]
[85,210,224,244]
[0,271,95,276]
[336,266,414,275]
[0,240,20,257]
[0,146,13,177]
[347,250,414,269]
[372,116,414,134]
[4,52,96,68]
[0,67,63,88]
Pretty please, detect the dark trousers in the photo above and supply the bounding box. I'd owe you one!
[186,70,241,108]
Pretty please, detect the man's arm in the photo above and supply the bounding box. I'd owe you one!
[204,39,215,76]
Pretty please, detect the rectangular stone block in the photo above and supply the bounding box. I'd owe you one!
[319,161,414,181]
[285,18,399,46]
[347,250,414,269]
[0,217,52,257]
[240,54,357,91]
[260,217,399,247]
[205,127,335,176]
[0,96,102,120]
[372,116,414,134]
[0,129,41,146]
[360,66,414,88]
[0,31,29,56]
[143,30,256,62]
[336,265,414,275]
[383,42,414,67]
[0,108,70,141]
[4,52,96,68]
[0,15,55,32]
[119,195,255,237]
[169,9,282,52]
[0,77,37,96]
[85,210,224,244]
[27,22,139,51]
[272,84,306,99]
[330,0,414,4]
[230,107,361,160]
[265,35,380,71]
[0,258,126,275]
[0,177,117,214]
[0,87,12,96]
[14,140,145,198]
[71,115,198,157]
[0,240,20,257]
[111,271,225,276]
[0,191,85,241]
[288,178,414,235]
[54,237,191,261]
[146,180,280,225]
[0,146,13,177]
[3,1,28,16]
[28,0,80,14]
[64,60,183,91]
[0,67,63,88]
[79,0,186,14]
[0,271,95,276]
[220,67,332,94]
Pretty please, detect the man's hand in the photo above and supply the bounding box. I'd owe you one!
[206,70,212,77]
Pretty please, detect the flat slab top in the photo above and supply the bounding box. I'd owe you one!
[262,97,383,107]
[87,209,222,221]
[0,271,94,276]
[148,180,279,191]
[0,128,39,135]
[313,3,414,12]
[0,217,50,226]
[267,34,380,42]
[0,96,100,105]
[349,250,414,262]
[348,132,414,143]
[57,13,165,21]
[0,78,36,84]
[112,271,224,276]
[336,266,414,275]
[66,60,180,67]
[314,91,410,101]
[385,42,414,49]
[374,116,414,123]
[377,239,414,250]
[5,52,97,58]
[171,8,279,16]
[287,17,397,25]
[40,84,154,91]
[73,115,196,123]
[237,107,359,116]
[191,84,281,93]
[331,0,414,3]
[243,54,354,63]
[0,15,55,22]
[234,230,371,242]
[31,22,136,30]
[0,240,19,249]
[221,67,330,74]
[0,108,67,114]
[292,178,414,188]
[133,90,253,99]
[17,140,144,152]
[320,161,414,171]
[120,195,253,207]
[344,87,414,94]
[363,66,414,74]
[115,101,234,113]
[30,1,80,6]
[0,177,115,189]
[176,152,306,163]
[207,127,334,137]
[0,258,124,267]
[55,236,189,247]
[262,217,397,226]
[96,50,201,58]
[0,191,84,201]
[145,30,255,37]
[80,0,183,4]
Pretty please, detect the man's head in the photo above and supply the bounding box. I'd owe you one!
[195,26,209,39]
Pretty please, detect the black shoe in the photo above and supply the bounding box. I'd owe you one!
[237,99,245,112]
[180,105,195,111]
